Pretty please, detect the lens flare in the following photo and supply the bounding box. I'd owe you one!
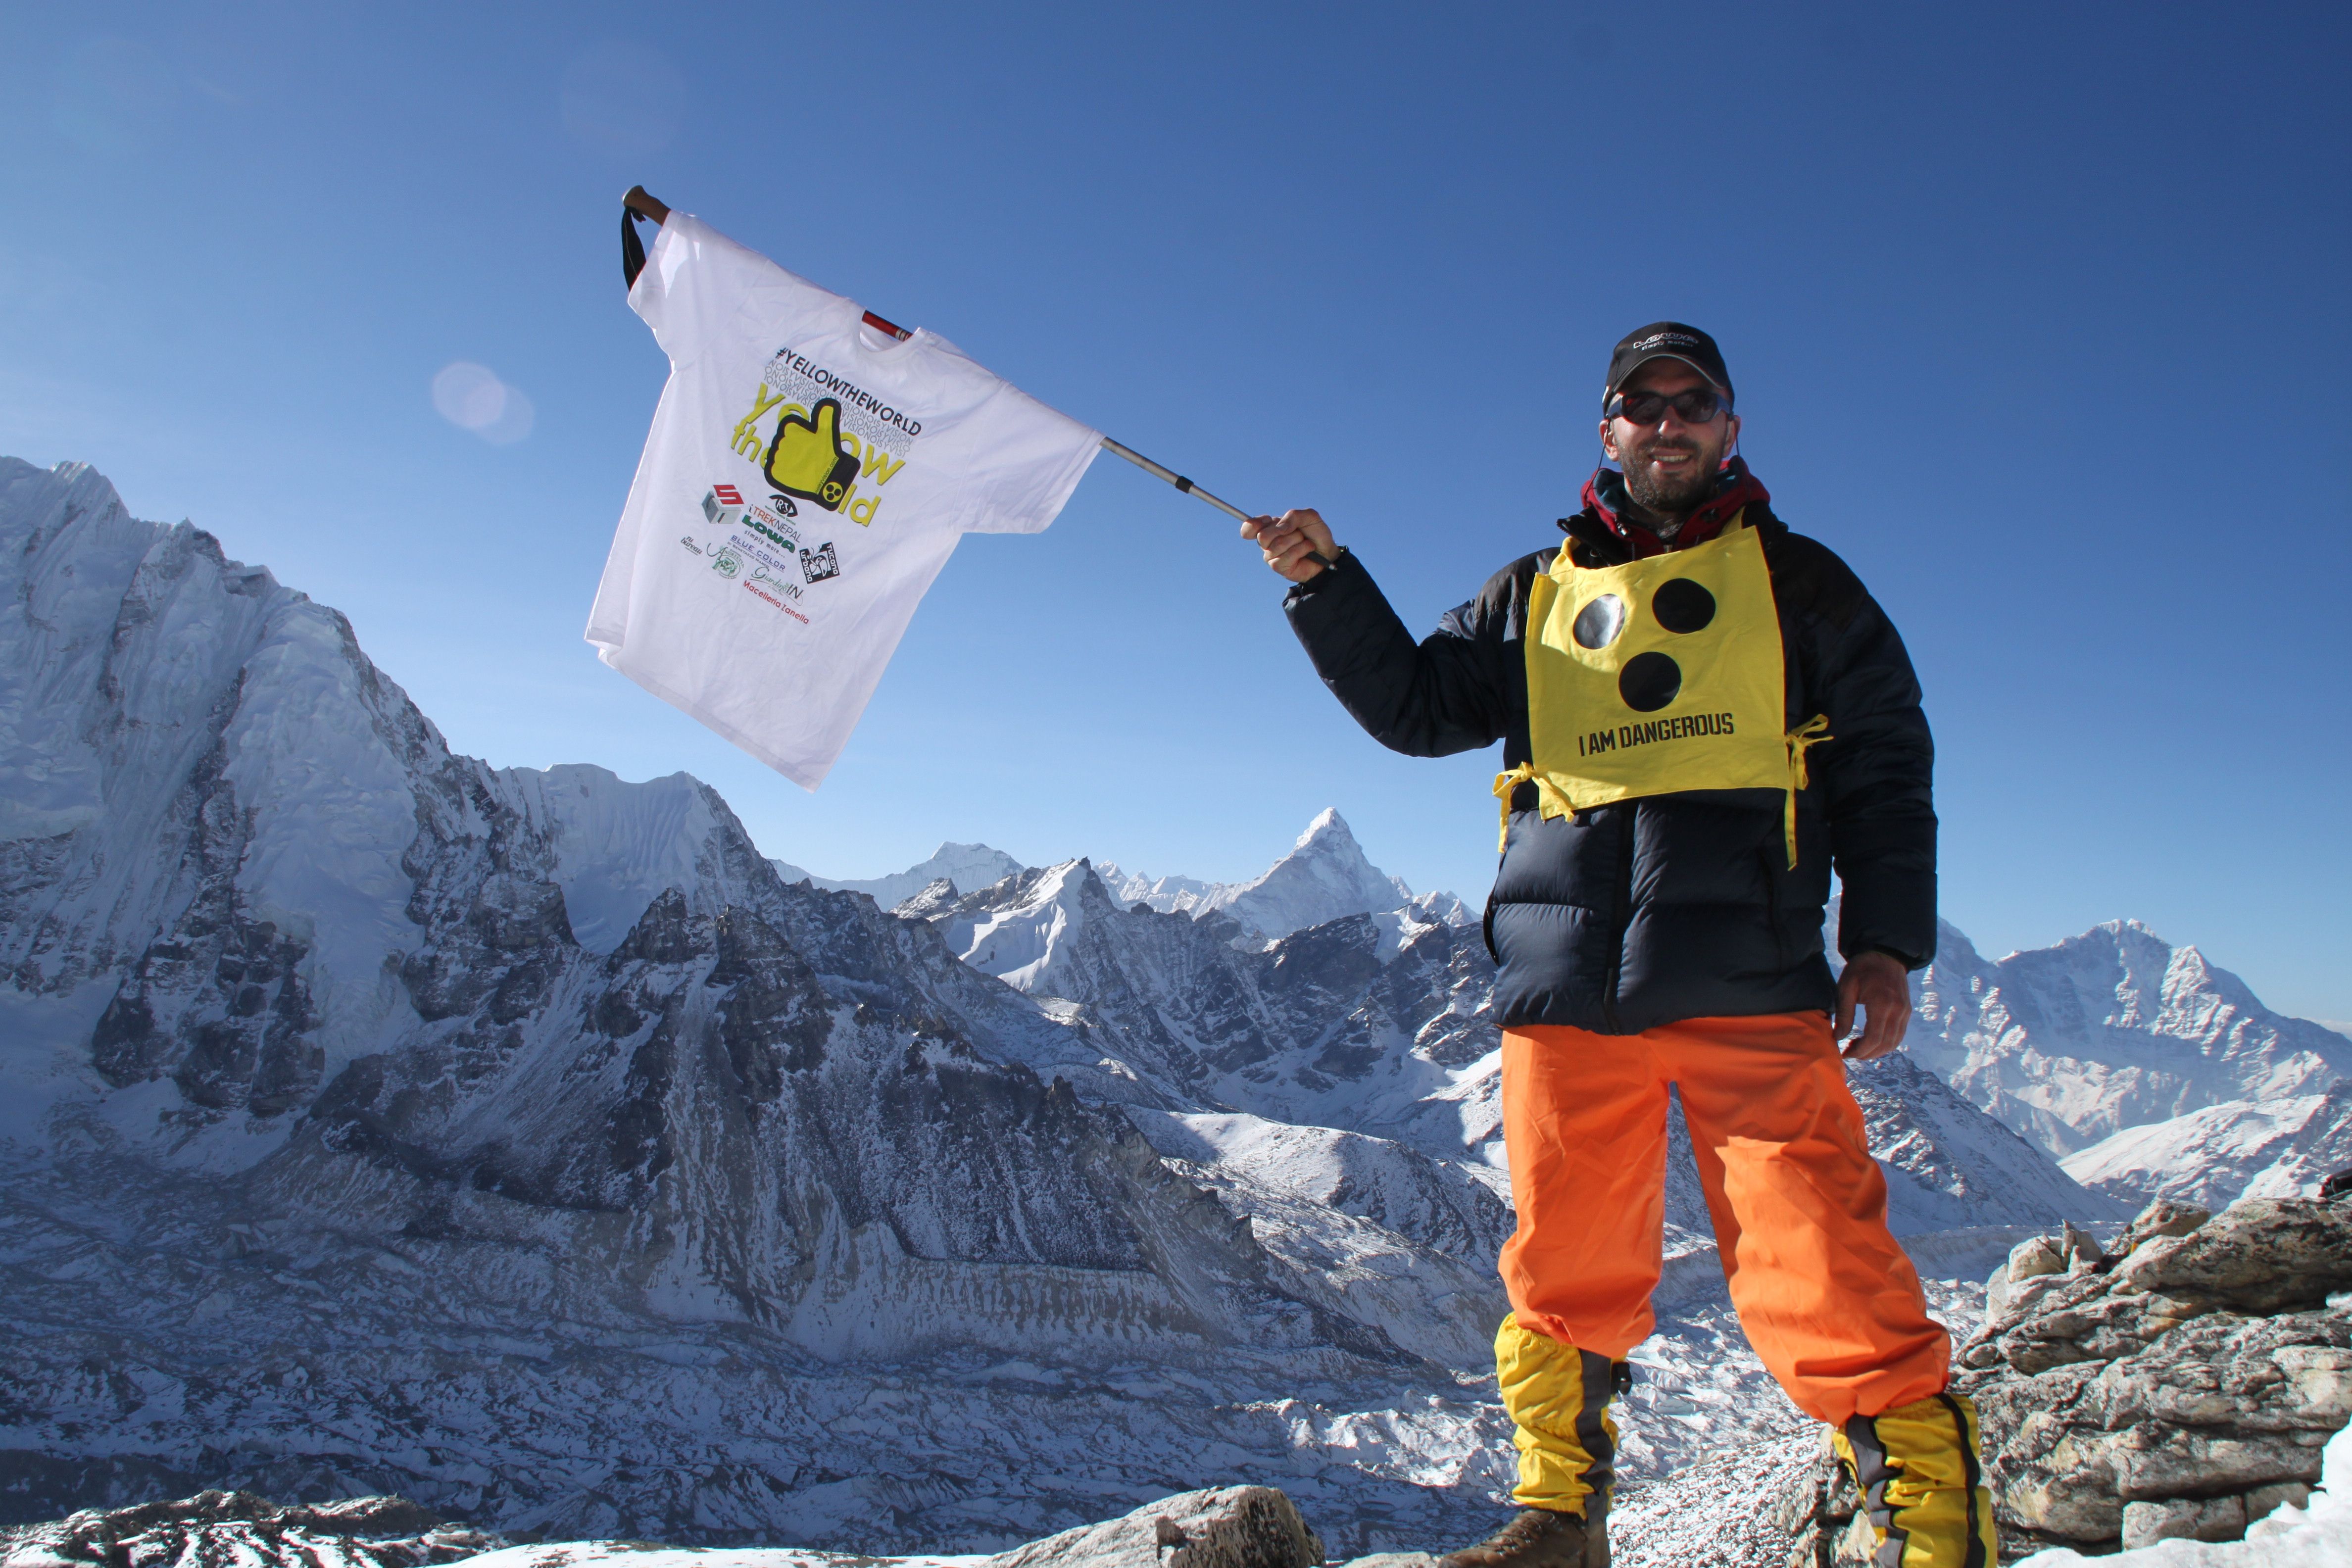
[432,362,535,445]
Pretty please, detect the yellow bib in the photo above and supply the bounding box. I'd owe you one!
[1495,516,1830,865]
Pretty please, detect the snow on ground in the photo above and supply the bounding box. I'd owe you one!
[2062,1088,2352,1210]
[1610,1429,1823,1568]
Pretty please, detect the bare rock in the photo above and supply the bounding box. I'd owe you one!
[1768,1445,1871,1566]
[985,1486,1323,1568]
[2122,1493,2246,1547]
[2115,1198,2210,1256]
[1955,1194,2352,1557]
[2109,1197,2352,1314]
[0,1491,499,1568]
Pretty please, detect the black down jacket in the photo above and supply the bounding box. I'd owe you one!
[1282,494,1936,1035]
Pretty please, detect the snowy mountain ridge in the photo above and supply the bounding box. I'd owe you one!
[1094,809,1461,940]
[1904,916,2351,1158]
[0,455,2309,1553]
[768,842,1025,913]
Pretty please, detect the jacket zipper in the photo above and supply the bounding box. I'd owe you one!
[1761,841,1786,969]
[1600,802,1637,1031]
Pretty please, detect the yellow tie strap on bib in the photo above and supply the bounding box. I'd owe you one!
[1491,763,1580,851]
[1782,714,1833,868]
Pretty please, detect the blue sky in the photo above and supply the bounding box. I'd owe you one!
[6,3,2348,1020]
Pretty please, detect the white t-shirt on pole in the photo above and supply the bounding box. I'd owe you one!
[587,212,1100,788]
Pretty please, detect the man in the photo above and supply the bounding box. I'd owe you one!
[1243,325,1995,1568]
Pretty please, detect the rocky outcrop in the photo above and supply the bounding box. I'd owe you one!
[1772,1445,1873,1566]
[19,1487,1326,1568]
[1952,1183,2352,1555]
[18,1477,1906,1568]
[986,1486,1323,1568]
[0,1491,499,1568]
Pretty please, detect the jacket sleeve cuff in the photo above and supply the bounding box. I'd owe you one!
[1281,548,1358,605]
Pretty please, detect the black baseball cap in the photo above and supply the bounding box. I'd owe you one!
[1603,323,1732,410]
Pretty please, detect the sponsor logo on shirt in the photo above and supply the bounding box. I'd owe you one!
[725,348,914,528]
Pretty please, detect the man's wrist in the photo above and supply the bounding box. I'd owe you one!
[1293,544,1349,588]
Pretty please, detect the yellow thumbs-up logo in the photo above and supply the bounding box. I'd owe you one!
[763,397,861,511]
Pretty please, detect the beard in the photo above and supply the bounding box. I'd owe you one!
[1620,438,1720,520]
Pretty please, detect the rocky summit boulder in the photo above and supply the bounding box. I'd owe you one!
[0,1491,499,1568]
[985,1485,1323,1568]
[1949,1179,2352,1556]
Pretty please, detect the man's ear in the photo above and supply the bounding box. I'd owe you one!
[1599,418,1620,462]
[1724,412,1741,458]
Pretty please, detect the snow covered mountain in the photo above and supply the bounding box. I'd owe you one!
[1875,914,2352,1209]
[1096,810,1447,940]
[926,859,1501,1139]
[0,459,1523,1550]
[2059,1084,2352,1210]
[768,842,1025,911]
[1903,918,2352,1158]
[0,456,2166,1549]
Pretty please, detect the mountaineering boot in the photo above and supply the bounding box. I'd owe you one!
[1489,1314,1624,1568]
[1435,1507,1587,1568]
[1832,1391,2000,1567]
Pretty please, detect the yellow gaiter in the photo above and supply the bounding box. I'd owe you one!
[1495,516,1828,865]
[1494,1314,1624,1520]
[1832,1392,2000,1568]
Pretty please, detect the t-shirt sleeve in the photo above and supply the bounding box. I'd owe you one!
[947,382,1102,536]
[629,213,846,368]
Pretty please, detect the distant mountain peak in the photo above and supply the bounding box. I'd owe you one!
[769,841,1026,910]
[1297,806,1348,842]
[1096,809,1438,941]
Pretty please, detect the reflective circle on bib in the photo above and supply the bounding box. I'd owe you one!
[1498,515,1828,865]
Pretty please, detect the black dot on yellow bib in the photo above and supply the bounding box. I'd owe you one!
[1652,579,1716,634]
[1618,651,1681,712]
[1511,517,1815,865]
[1572,594,1625,650]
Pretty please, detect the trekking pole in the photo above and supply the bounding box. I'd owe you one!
[1098,438,1333,566]
[1097,438,1251,523]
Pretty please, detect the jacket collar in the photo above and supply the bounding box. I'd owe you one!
[1568,457,1770,560]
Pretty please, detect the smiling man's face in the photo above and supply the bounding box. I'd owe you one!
[1599,358,1741,523]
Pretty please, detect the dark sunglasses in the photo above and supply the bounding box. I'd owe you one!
[1606,387,1731,425]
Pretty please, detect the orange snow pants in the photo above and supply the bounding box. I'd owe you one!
[1500,1012,1951,1426]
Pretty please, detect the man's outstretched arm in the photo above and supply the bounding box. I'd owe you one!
[1245,509,1515,758]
